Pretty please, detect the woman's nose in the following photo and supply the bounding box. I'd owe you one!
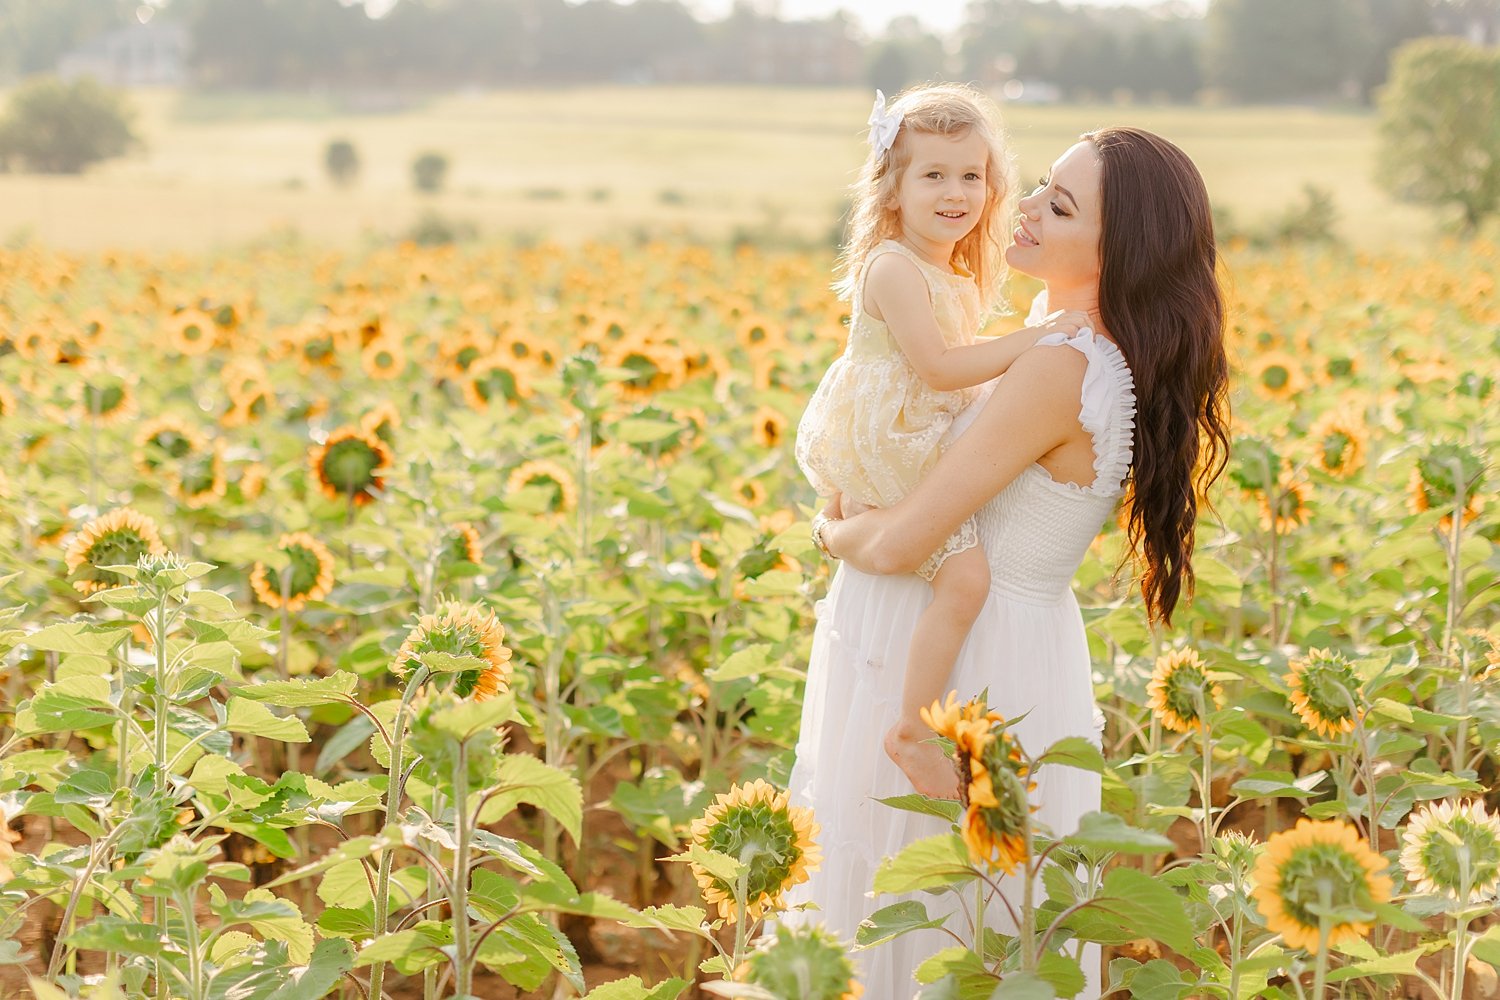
[1017,192,1040,218]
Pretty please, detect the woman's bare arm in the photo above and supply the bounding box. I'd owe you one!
[822,343,1090,575]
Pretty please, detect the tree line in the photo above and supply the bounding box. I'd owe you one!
[0,0,1495,103]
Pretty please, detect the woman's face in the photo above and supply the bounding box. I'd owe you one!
[1006,141,1103,289]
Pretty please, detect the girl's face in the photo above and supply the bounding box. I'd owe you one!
[890,129,989,250]
[1006,141,1103,289]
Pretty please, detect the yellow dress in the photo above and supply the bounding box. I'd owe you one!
[795,239,984,580]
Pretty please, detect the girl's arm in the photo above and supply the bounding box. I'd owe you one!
[866,253,1091,392]
[821,343,1089,575]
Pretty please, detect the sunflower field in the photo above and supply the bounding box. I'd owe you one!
[0,235,1496,999]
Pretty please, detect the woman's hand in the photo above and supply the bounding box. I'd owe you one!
[841,496,873,518]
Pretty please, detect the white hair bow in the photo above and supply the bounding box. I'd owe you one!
[867,89,903,156]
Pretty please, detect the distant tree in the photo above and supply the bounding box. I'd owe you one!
[1354,0,1437,101]
[866,16,947,92]
[1377,37,1500,233]
[324,138,360,188]
[0,76,137,174]
[412,151,448,194]
[1205,0,1363,101]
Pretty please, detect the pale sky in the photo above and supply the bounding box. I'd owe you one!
[685,0,1209,37]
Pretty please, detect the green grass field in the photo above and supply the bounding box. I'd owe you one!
[0,86,1441,251]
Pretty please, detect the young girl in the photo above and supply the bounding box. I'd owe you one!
[797,84,1091,798]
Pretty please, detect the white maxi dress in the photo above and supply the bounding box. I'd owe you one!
[780,305,1137,1000]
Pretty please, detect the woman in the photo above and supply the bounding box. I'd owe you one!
[782,127,1230,997]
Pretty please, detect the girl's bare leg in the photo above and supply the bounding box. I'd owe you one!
[884,544,989,798]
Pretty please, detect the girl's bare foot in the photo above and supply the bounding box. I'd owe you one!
[884,719,960,799]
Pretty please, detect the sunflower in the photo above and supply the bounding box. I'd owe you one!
[0,384,17,421]
[606,336,685,400]
[735,315,784,356]
[168,308,217,356]
[1399,799,1500,902]
[1286,648,1362,741]
[1251,818,1393,954]
[64,507,169,595]
[359,401,401,446]
[1408,443,1487,529]
[235,461,269,502]
[959,717,1034,875]
[249,532,336,612]
[460,356,533,410]
[1305,408,1367,478]
[393,601,513,701]
[739,923,862,999]
[732,477,768,509]
[308,426,392,507]
[74,369,134,426]
[1258,474,1311,535]
[360,337,406,381]
[132,415,204,477]
[1146,648,1225,734]
[750,405,789,450]
[220,356,269,401]
[505,459,577,514]
[443,522,482,565]
[1248,351,1305,401]
[169,441,228,509]
[687,778,820,924]
[691,538,720,579]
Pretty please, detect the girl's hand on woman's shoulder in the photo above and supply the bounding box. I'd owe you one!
[1031,309,1094,340]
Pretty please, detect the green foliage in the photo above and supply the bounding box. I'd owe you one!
[0,75,138,174]
[1378,37,1500,232]
[322,138,359,188]
[411,150,448,194]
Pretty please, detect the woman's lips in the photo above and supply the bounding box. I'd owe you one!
[1014,223,1039,247]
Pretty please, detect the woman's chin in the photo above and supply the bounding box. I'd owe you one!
[1003,244,1038,276]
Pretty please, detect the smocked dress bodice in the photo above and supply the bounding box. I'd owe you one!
[960,294,1137,604]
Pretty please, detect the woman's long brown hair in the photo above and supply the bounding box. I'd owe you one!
[1084,127,1230,628]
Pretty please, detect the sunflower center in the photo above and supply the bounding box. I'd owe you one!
[1417,817,1500,895]
[84,530,154,584]
[320,437,382,494]
[1302,664,1357,725]
[281,544,324,599]
[702,803,801,904]
[1321,432,1352,470]
[1165,664,1208,722]
[1262,365,1290,390]
[409,624,490,697]
[1276,842,1375,928]
[83,383,126,416]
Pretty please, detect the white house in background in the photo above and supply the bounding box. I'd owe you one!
[58,21,190,87]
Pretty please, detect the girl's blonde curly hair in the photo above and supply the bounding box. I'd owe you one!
[833,83,1016,316]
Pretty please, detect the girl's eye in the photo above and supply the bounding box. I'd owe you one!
[927,172,941,179]
[965,173,981,181]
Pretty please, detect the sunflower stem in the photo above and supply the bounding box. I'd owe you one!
[731,874,749,974]
[452,740,473,999]
[151,584,170,1000]
[370,665,429,1000]
[973,872,985,959]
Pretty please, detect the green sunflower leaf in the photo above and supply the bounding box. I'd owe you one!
[1063,811,1175,854]
[233,672,359,707]
[872,833,973,895]
[226,698,310,743]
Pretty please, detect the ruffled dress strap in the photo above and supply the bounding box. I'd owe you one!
[1032,328,1137,496]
